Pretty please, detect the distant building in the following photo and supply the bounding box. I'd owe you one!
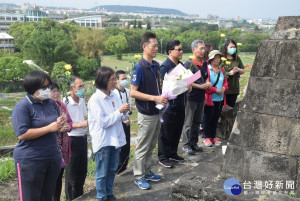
[151,24,169,30]
[0,33,14,53]
[219,21,234,29]
[70,15,103,29]
[103,21,124,28]
[47,13,65,21]
[0,13,25,32]
[25,5,47,22]
[67,13,81,19]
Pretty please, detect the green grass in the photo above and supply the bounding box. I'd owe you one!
[239,52,256,66]
[86,160,97,179]
[238,52,255,100]
[129,144,136,163]
[238,68,252,100]
[0,158,16,183]
[101,57,132,72]
[0,97,21,146]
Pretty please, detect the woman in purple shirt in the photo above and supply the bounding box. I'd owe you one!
[50,82,73,201]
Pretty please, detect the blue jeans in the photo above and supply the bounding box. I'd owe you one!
[94,146,120,200]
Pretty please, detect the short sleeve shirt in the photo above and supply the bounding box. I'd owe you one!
[131,58,158,86]
[12,94,61,163]
[66,96,88,136]
[227,56,244,94]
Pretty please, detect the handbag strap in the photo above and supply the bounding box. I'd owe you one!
[212,72,221,87]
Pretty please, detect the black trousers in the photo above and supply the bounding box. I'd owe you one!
[226,94,238,107]
[117,122,130,174]
[158,110,185,162]
[65,135,87,201]
[52,168,65,201]
[203,101,223,139]
[15,159,60,201]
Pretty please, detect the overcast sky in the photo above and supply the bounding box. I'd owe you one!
[6,0,300,19]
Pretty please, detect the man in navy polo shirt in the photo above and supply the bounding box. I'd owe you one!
[130,32,168,190]
[181,40,212,155]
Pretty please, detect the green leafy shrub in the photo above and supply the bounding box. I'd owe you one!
[3,86,14,93]
[51,61,68,79]
[74,57,99,80]
[0,56,33,84]
[0,158,16,183]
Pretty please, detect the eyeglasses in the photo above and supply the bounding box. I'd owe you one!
[76,84,85,89]
[51,89,61,94]
[41,85,50,90]
[109,77,117,82]
[173,48,183,52]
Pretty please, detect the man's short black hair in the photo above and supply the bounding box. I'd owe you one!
[115,70,126,80]
[165,39,181,55]
[95,66,115,90]
[140,32,156,49]
[23,70,52,95]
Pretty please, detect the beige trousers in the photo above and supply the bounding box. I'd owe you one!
[133,112,161,179]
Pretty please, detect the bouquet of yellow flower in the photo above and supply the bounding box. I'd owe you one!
[219,57,232,78]
[218,33,226,52]
[59,64,73,105]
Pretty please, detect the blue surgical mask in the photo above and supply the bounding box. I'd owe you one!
[120,80,128,87]
[228,48,236,55]
[75,89,85,98]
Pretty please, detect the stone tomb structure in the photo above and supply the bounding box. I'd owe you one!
[223,16,300,196]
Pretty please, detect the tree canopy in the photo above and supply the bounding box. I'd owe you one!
[6,17,269,75]
[0,56,33,83]
[105,33,128,60]
[23,28,78,72]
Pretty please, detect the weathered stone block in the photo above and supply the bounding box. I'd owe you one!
[251,40,278,78]
[222,145,298,182]
[171,162,221,200]
[241,77,300,118]
[251,40,300,80]
[270,16,300,40]
[229,111,300,156]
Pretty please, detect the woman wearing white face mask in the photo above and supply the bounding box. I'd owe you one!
[12,70,66,201]
[222,39,245,107]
